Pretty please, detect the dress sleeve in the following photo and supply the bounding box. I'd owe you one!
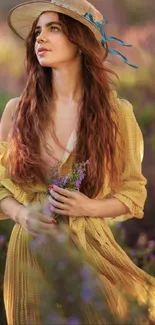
[112,97,147,220]
[0,142,47,220]
[0,142,13,219]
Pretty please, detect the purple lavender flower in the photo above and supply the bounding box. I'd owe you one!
[58,260,67,271]
[48,159,90,219]
[86,159,90,164]
[81,284,93,303]
[46,312,64,324]
[80,265,92,279]
[0,235,6,245]
[49,160,89,192]
[148,253,155,261]
[57,233,68,244]
[148,240,155,248]
[30,234,46,249]
[52,178,61,187]
[129,249,136,256]
[61,174,70,188]
[75,179,81,190]
[116,222,123,228]
[67,295,75,302]
[67,316,80,325]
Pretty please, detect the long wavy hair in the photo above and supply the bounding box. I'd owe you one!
[8,13,124,198]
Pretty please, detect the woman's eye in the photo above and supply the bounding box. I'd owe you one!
[35,31,40,38]
[34,26,60,38]
[51,26,59,32]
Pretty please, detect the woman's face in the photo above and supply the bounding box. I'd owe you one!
[34,11,79,68]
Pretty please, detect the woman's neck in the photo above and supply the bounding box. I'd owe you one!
[52,59,84,104]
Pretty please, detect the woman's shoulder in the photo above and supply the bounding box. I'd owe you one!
[110,90,137,125]
[110,91,143,146]
[0,97,20,142]
[2,97,20,118]
[111,91,133,114]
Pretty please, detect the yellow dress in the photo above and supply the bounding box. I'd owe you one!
[0,94,155,324]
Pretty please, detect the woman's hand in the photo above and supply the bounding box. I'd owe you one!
[48,185,95,217]
[16,204,56,236]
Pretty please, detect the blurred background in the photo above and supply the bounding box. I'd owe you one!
[0,0,155,324]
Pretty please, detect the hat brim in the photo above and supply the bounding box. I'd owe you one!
[8,0,103,42]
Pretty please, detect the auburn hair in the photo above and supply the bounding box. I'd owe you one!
[8,13,123,198]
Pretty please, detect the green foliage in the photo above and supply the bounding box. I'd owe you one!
[149,136,155,151]
[0,220,14,320]
[137,104,155,130]
[117,76,155,132]
[0,93,11,115]
[0,220,14,280]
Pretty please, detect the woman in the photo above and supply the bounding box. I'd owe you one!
[0,0,155,324]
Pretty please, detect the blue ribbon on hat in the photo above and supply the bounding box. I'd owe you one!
[84,12,138,69]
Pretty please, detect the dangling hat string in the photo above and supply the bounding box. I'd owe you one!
[84,12,138,69]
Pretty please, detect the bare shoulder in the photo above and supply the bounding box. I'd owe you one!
[2,97,20,117]
[0,97,20,141]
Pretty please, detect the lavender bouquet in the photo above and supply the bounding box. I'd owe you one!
[47,160,90,219]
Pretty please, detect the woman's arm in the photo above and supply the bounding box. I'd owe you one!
[90,98,147,220]
[0,197,23,222]
[0,97,19,141]
[48,186,130,218]
[90,197,130,218]
[0,98,20,219]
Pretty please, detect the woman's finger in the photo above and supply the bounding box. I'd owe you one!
[49,190,69,203]
[52,185,73,198]
[28,230,40,237]
[34,220,56,231]
[36,213,55,223]
[49,197,66,210]
[51,206,68,215]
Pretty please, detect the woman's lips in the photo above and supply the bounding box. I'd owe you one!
[37,48,50,55]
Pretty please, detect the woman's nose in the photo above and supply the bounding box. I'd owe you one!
[36,31,48,43]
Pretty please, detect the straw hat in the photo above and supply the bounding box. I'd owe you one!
[7,0,137,68]
[8,0,104,41]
